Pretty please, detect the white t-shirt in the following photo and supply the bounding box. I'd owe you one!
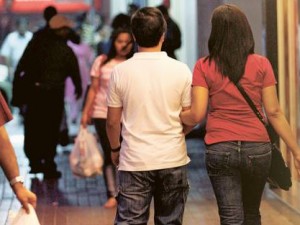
[0,31,33,69]
[107,52,192,171]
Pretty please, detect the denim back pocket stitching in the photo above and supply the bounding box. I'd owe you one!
[118,171,151,193]
[247,150,272,178]
[161,168,189,192]
[205,150,231,176]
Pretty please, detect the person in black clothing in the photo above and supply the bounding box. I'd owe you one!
[11,6,58,118]
[12,5,80,110]
[157,4,182,59]
[13,14,82,179]
[12,5,80,146]
[33,5,80,44]
[34,5,57,36]
[127,3,139,16]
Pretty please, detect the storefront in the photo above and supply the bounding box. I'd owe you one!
[9,0,91,13]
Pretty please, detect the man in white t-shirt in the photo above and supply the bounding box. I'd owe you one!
[0,18,33,81]
[106,7,193,225]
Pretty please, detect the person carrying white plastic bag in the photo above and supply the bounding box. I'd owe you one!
[69,126,103,177]
[8,204,40,225]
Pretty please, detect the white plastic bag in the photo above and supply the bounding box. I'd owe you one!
[69,127,103,177]
[7,204,40,225]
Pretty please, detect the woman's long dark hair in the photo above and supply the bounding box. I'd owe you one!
[206,4,255,83]
[103,27,135,65]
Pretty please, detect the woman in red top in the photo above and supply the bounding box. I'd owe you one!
[181,4,300,225]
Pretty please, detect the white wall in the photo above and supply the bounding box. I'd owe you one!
[170,0,197,69]
[110,0,128,17]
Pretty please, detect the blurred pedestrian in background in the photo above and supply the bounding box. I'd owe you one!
[0,18,32,82]
[127,3,139,16]
[157,4,181,59]
[13,14,82,179]
[33,5,57,38]
[11,6,57,120]
[12,5,81,145]
[96,13,130,56]
[66,27,95,125]
[81,27,134,208]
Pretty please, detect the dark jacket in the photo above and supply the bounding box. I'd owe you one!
[162,18,181,59]
[12,29,82,106]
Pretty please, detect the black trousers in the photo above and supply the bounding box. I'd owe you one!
[24,88,64,173]
[93,118,117,198]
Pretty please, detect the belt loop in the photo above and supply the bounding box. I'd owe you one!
[237,141,241,152]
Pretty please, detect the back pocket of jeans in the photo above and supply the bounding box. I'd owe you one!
[248,150,271,177]
[205,150,231,176]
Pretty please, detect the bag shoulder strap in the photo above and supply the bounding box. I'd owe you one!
[235,83,266,125]
[235,82,275,143]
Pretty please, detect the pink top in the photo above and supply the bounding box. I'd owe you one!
[193,54,277,144]
[90,55,125,118]
[0,92,13,126]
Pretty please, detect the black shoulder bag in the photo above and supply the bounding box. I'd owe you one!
[235,82,292,191]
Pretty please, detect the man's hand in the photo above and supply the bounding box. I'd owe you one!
[111,152,120,167]
[13,183,37,213]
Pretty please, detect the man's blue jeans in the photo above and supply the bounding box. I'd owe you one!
[205,141,272,225]
[115,165,189,225]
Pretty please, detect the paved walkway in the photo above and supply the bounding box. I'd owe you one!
[1,117,300,225]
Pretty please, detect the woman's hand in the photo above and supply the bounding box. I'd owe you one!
[13,183,37,213]
[80,112,91,128]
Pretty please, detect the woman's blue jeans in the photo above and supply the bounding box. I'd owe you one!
[115,165,189,225]
[205,141,272,225]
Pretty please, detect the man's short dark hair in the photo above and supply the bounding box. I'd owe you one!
[111,13,130,30]
[131,7,166,48]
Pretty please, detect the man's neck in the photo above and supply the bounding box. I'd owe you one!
[138,45,162,53]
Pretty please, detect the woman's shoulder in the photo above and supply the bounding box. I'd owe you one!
[248,54,270,63]
[95,54,107,62]
[92,54,108,68]
[246,54,273,72]
[194,56,215,72]
[196,56,209,63]
[196,56,215,65]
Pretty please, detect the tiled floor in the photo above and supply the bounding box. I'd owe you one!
[1,117,300,225]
